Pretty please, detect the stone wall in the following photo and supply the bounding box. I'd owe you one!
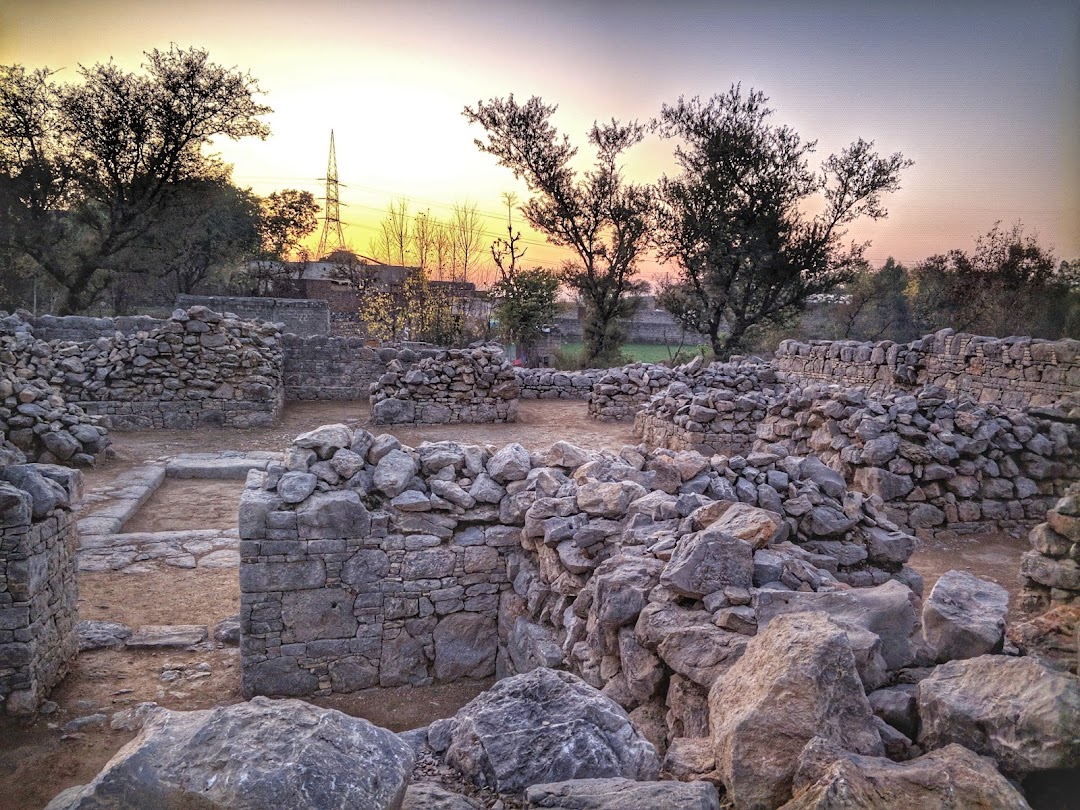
[65,307,283,430]
[240,423,923,713]
[1,316,112,465]
[516,368,603,400]
[588,359,705,421]
[776,330,1080,408]
[283,335,386,401]
[177,295,330,337]
[632,361,789,457]
[370,345,519,425]
[19,314,168,343]
[754,384,1080,536]
[1019,484,1080,607]
[0,462,81,713]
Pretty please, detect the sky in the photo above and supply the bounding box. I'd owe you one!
[2,0,1078,281]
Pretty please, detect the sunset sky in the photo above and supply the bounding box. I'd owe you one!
[3,0,1078,280]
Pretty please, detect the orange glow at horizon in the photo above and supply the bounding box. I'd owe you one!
[2,0,1077,280]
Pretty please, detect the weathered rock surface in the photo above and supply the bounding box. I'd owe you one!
[402,782,481,809]
[77,620,131,651]
[442,668,659,794]
[524,777,720,809]
[45,697,415,809]
[709,612,884,809]
[780,737,1031,809]
[917,654,1080,778]
[922,570,1008,663]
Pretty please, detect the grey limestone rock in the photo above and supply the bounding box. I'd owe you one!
[46,697,415,810]
[524,777,720,809]
[434,612,498,681]
[922,570,1008,663]
[402,783,481,810]
[781,737,1030,810]
[443,668,660,794]
[77,620,132,651]
[709,612,884,810]
[487,442,532,483]
[917,654,1080,777]
[374,448,419,498]
[661,525,754,598]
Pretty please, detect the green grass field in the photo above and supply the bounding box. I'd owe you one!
[556,341,709,367]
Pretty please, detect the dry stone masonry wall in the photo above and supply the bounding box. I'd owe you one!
[776,329,1080,407]
[1020,484,1080,607]
[516,367,603,400]
[369,345,519,425]
[176,295,330,337]
[588,356,709,421]
[754,384,1080,536]
[633,360,789,458]
[0,459,81,714]
[239,423,925,725]
[1,315,112,466]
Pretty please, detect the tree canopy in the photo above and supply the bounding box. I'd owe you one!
[464,95,654,367]
[0,46,271,313]
[654,86,912,358]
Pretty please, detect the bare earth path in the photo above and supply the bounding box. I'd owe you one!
[0,399,1032,809]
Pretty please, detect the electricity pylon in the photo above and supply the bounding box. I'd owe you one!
[316,129,346,259]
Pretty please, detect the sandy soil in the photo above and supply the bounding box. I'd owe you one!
[0,399,1041,809]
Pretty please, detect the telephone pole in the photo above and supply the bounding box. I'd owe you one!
[316,129,346,258]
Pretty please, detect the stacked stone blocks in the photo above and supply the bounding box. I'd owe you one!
[0,464,81,713]
[370,345,519,425]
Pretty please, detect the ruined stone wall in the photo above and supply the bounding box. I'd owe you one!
[632,361,790,457]
[283,335,387,401]
[2,307,283,433]
[1,316,112,465]
[587,359,702,421]
[177,295,330,337]
[240,423,923,723]
[754,384,1080,536]
[370,345,519,425]
[0,463,81,713]
[776,330,1080,408]
[20,314,169,343]
[516,368,603,400]
[1019,484,1080,607]
[61,307,283,430]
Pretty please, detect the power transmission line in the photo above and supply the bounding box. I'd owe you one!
[315,131,347,258]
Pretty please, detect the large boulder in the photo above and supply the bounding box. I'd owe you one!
[780,737,1031,809]
[45,697,414,809]
[661,525,754,598]
[754,580,918,671]
[442,668,659,794]
[922,570,1008,663]
[917,654,1080,777]
[524,777,720,809]
[709,612,883,810]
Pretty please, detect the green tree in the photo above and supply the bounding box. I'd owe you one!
[907,222,1065,338]
[654,87,912,359]
[464,95,654,367]
[243,188,320,295]
[836,257,916,341]
[488,193,559,365]
[0,47,271,313]
[143,176,261,297]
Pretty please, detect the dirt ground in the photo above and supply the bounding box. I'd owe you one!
[0,399,1039,808]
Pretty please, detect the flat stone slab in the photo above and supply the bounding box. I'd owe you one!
[199,549,240,568]
[166,453,280,480]
[126,625,208,649]
[77,516,124,537]
[78,620,133,651]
